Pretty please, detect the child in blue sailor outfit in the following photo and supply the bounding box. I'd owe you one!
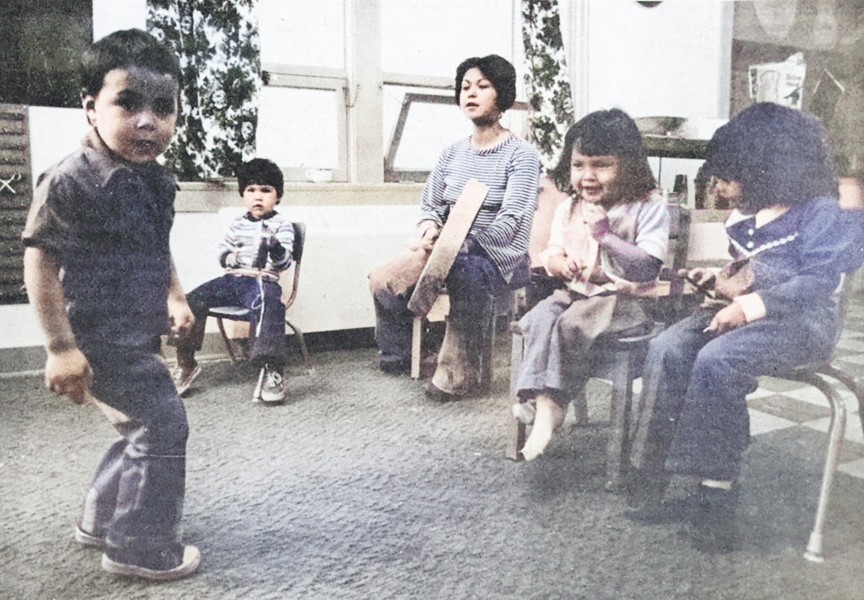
[626,102,864,553]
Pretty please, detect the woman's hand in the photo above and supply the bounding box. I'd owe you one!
[411,221,440,252]
[679,267,716,292]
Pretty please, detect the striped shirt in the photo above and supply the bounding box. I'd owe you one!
[418,133,542,284]
[219,211,294,281]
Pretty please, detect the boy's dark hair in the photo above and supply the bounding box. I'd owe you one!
[454,55,517,112]
[237,158,284,199]
[703,102,837,210]
[81,29,181,97]
[550,108,656,200]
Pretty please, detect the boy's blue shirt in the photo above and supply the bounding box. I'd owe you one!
[22,131,177,347]
[725,196,863,318]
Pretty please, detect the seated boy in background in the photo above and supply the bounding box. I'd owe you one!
[170,158,295,404]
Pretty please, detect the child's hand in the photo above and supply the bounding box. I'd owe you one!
[679,267,716,290]
[265,236,287,260]
[704,303,747,334]
[583,203,611,241]
[548,254,583,280]
[168,297,195,336]
[562,256,585,280]
[45,348,92,405]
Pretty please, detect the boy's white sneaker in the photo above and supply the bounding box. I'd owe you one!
[172,364,201,396]
[255,366,285,404]
[101,544,201,581]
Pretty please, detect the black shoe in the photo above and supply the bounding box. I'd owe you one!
[424,381,466,403]
[687,485,740,554]
[625,491,701,525]
[378,358,410,376]
[624,467,671,509]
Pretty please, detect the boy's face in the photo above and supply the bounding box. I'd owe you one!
[83,66,179,164]
[571,151,622,208]
[711,178,745,209]
[242,183,280,219]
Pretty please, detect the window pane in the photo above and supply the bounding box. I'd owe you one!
[259,0,344,68]
[257,87,339,170]
[381,0,514,76]
[384,86,531,174]
[383,87,467,171]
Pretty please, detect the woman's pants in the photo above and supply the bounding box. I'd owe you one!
[373,252,506,391]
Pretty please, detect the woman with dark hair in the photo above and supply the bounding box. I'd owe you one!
[627,102,863,553]
[512,108,669,460]
[370,54,541,399]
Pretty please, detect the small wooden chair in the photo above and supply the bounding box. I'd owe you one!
[507,203,692,492]
[208,221,313,373]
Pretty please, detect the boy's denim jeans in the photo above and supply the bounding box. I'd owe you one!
[78,341,188,558]
[630,304,838,482]
[177,274,287,368]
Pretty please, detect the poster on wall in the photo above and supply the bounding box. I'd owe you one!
[748,52,806,109]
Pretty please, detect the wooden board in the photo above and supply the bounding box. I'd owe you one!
[407,179,488,317]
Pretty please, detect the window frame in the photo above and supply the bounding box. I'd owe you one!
[261,64,350,183]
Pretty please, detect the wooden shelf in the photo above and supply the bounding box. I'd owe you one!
[642,136,708,160]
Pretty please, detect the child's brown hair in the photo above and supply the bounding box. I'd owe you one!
[550,108,656,202]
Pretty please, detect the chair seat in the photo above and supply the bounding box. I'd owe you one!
[598,322,665,350]
[208,306,252,320]
[204,221,312,373]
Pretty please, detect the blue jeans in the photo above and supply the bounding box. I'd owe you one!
[630,304,838,481]
[178,274,287,368]
[78,339,188,558]
[373,251,506,365]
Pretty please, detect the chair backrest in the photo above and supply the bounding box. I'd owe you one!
[664,203,691,272]
[282,221,306,310]
[662,203,691,296]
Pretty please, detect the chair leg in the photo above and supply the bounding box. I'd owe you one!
[285,319,313,374]
[605,349,637,492]
[817,363,864,438]
[411,316,424,379]
[572,389,589,426]
[507,328,525,461]
[478,306,495,393]
[793,371,847,563]
[216,317,240,364]
[507,418,527,461]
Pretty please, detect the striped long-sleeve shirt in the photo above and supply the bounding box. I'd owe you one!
[219,211,294,281]
[418,133,542,284]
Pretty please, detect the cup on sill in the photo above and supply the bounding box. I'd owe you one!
[305,169,332,183]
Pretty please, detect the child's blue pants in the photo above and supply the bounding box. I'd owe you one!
[78,340,188,557]
[181,274,287,368]
[630,304,838,481]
